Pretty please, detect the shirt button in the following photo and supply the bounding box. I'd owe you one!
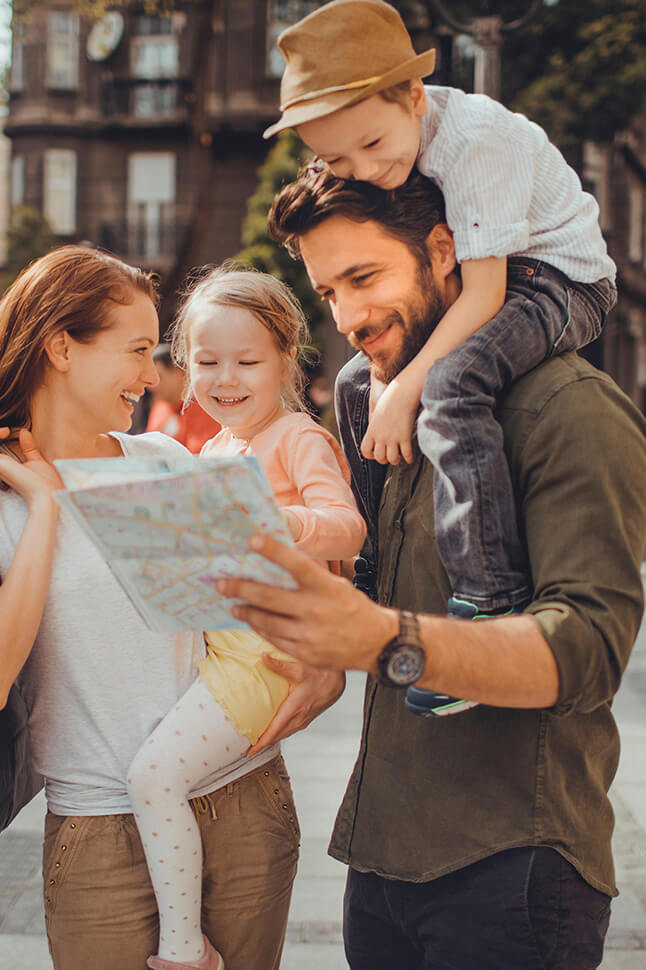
[61,845,67,851]
[263,771,270,777]
[525,267,535,276]
[70,823,76,829]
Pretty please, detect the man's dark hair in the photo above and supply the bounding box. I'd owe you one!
[268,160,447,265]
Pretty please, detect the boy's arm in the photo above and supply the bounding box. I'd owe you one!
[361,256,507,464]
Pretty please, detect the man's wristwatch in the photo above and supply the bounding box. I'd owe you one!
[376,610,425,687]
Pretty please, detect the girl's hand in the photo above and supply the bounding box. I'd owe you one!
[0,429,63,507]
[361,378,418,465]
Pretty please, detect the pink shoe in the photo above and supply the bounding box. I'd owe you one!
[147,935,224,970]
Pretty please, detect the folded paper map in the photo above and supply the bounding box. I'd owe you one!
[53,455,295,633]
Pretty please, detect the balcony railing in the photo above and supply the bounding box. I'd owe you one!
[97,216,182,265]
[100,79,191,122]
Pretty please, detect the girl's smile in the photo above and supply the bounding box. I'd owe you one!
[188,304,288,441]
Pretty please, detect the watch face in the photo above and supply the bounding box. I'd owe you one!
[387,645,425,686]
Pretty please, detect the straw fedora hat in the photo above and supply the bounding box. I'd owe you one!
[263,0,436,139]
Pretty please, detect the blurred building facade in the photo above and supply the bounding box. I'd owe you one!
[583,123,646,413]
[4,0,326,330]
[3,1,646,410]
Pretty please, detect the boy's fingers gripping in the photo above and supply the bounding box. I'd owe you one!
[372,441,388,464]
[386,442,403,466]
[360,430,376,460]
[400,439,414,464]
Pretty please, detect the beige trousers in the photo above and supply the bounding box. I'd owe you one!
[42,755,299,970]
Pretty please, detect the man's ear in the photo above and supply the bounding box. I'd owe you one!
[426,224,457,281]
[43,330,72,373]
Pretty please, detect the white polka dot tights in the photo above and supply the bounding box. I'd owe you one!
[127,677,249,962]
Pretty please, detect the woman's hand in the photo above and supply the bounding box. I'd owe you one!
[246,654,345,755]
[0,428,63,507]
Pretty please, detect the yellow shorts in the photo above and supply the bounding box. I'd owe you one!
[199,628,294,744]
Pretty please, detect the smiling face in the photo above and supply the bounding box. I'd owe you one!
[299,214,447,382]
[188,304,288,440]
[296,82,426,190]
[65,290,160,435]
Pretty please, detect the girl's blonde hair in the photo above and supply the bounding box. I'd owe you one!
[171,264,310,412]
[0,245,157,428]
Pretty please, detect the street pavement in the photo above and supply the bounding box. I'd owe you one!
[2,580,646,970]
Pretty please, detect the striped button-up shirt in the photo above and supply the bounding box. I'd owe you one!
[418,86,616,283]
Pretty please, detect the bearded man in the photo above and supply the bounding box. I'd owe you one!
[220,163,646,970]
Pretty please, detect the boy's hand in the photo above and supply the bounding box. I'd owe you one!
[361,379,418,465]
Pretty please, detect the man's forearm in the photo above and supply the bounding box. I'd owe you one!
[414,613,560,709]
[221,536,561,712]
[346,606,559,709]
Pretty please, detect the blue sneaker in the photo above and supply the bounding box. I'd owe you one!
[404,598,521,718]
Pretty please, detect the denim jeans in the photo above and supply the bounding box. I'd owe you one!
[343,846,611,970]
[336,260,616,611]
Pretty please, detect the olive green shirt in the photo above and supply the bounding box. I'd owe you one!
[329,354,646,896]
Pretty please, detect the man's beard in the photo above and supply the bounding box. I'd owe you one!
[351,259,446,383]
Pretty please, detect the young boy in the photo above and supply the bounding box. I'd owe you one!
[264,0,616,714]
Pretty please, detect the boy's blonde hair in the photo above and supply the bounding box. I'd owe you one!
[171,265,310,413]
[379,80,416,109]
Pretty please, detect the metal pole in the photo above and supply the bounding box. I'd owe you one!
[472,16,502,98]
[427,0,543,100]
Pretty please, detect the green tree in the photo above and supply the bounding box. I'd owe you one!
[500,0,646,152]
[0,206,55,294]
[236,130,329,351]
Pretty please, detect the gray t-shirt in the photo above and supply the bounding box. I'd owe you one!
[0,431,277,815]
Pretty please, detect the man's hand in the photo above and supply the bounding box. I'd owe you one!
[247,654,346,756]
[361,377,418,465]
[218,535,398,671]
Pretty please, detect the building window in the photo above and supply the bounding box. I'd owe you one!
[132,83,179,119]
[47,12,80,89]
[582,141,611,233]
[10,20,26,92]
[128,153,176,260]
[131,15,179,78]
[10,156,25,209]
[44,149,77,234]
[266,1,320,78]
[628,183,644,264]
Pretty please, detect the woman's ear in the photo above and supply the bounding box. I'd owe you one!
[43,330,72,373]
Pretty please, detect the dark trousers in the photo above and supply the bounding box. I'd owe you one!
[343,847,611,970]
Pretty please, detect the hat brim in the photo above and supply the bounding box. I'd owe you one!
[263,47,436,140]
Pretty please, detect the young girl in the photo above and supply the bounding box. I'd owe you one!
[126,267,366,970]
